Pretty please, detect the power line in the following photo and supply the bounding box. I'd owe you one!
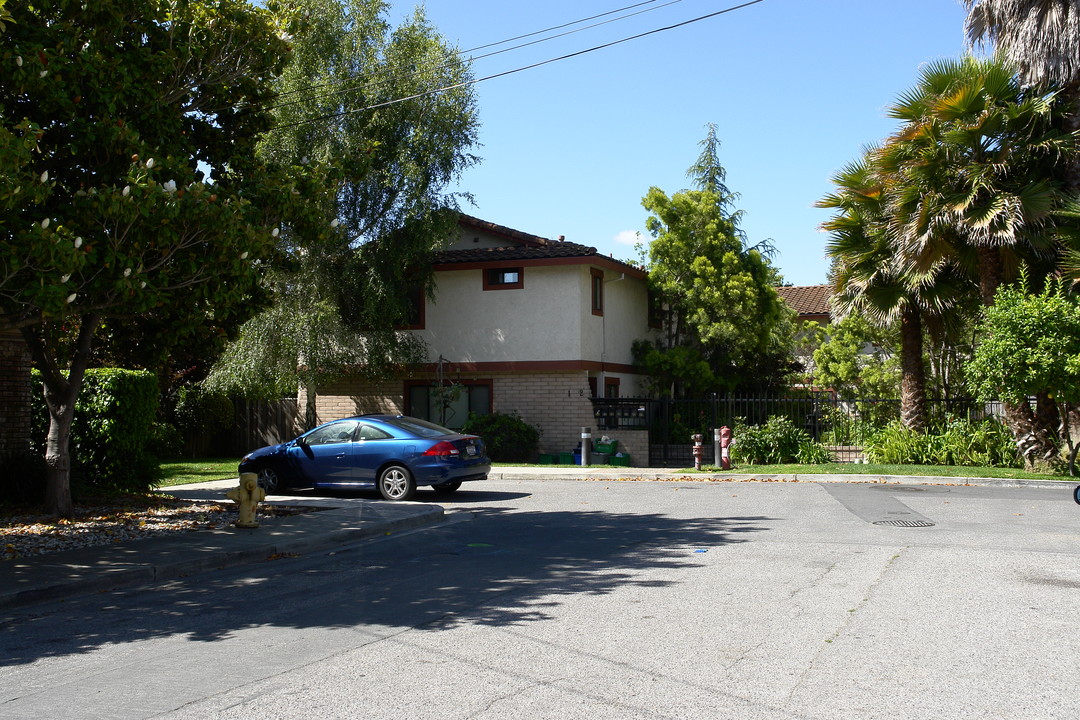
[269,0,687,113]
[271,0,767,132]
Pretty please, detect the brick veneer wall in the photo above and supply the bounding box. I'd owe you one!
[0,330,32,453]
[307,371,652,466]
[305,378,404,425]
[489,372,596,457]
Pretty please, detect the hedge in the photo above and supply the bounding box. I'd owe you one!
[29,368,160,494]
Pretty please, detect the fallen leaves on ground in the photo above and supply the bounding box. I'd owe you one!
[1,495,306,561]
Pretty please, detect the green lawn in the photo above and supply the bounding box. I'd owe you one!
[691,462,1074,482]
[160,458,1077,487]
[157,458,239,487]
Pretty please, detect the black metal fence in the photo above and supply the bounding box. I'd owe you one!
[591,394,1004,467]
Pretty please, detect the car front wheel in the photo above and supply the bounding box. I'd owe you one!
[378,465,416,501]
[256,466,283,494]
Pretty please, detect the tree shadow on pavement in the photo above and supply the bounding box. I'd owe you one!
[0,505,772,665]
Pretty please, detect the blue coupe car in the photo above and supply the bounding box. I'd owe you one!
[238,415,490,501]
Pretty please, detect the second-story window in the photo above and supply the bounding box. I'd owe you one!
[591,268,604,316]
[483,267,524,290]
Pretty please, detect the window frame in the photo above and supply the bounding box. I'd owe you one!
[483,266,524,291]
[590,267,604,316]
[396,284,426,330]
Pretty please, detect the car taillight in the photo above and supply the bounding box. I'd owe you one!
[423,441,460,457]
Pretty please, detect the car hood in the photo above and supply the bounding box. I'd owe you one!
[242,442,291,462]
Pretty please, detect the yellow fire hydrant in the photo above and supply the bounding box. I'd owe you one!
[227,472,266,528]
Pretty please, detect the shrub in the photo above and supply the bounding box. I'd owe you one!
[149,421,185,459]
[797,440,834,464]
[461,412,540,463]
[171,385,234,435]
[731,416,831,465]
[170,385,235,457]
[30,368,161,493]
[863,419,1021,467]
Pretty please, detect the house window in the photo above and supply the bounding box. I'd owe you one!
[591,268,604,316]
[406,381,492,430]
[605,377,621,398]
[483,267,524,290]
[647,288,663,329]
[399,285,425,329]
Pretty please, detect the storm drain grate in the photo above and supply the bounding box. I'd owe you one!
[873,519,936,528]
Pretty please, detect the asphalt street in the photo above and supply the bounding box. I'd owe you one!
[1,475,1078,719]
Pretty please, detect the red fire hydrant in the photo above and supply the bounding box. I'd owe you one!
[692,433,704,471]
[719,426,732,470]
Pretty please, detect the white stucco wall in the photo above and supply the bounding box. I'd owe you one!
[585,265,653,367]
[416,265,583,363]
[414,262,655,367]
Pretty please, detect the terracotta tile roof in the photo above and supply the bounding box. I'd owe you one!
[457,215,550,247]
[433,240,599,264]
[776,284,832,317]
[435,214,642,272]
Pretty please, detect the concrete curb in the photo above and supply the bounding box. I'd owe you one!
[490,467,1075,490]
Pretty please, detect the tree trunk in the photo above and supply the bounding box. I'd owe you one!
[1035,391,1061,449]
[1002,398,1058,471]
[899,304,927,433]
[977,246,1003,306]
[42,385,77,517]
[21,313,100,518]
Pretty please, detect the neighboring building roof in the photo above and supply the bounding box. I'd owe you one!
[433,214,645,276]
[776,284,832,319]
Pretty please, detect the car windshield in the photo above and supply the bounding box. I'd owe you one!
[384,417,454,438]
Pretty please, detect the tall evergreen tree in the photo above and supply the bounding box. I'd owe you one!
[638,125,794,395]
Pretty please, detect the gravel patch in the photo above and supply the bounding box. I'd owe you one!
[1,496,307,561]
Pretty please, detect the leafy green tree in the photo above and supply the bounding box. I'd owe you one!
[0,0,308,516]
[206,0,480,421]
[967,276,1080,471]
[812,313,900,400]
[630,340,715,398]
[638,125,795,395]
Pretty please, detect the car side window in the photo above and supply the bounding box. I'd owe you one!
[305,420,360,445]
[358,424,393,441]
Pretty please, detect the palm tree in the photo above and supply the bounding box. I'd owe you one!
[964,1,1080,94]
[880,56,1071,302]
[880,54,1075,466]
[819,153,971,433]
[965,1,1080,197]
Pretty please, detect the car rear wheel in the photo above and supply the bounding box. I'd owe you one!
[378,465,416,501]
[1074,484,1080,505]
[431,480,462,494]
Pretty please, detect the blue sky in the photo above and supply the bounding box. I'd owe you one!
[388,0,972,286]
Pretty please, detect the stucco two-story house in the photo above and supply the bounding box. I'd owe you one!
[306,215,659,461]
